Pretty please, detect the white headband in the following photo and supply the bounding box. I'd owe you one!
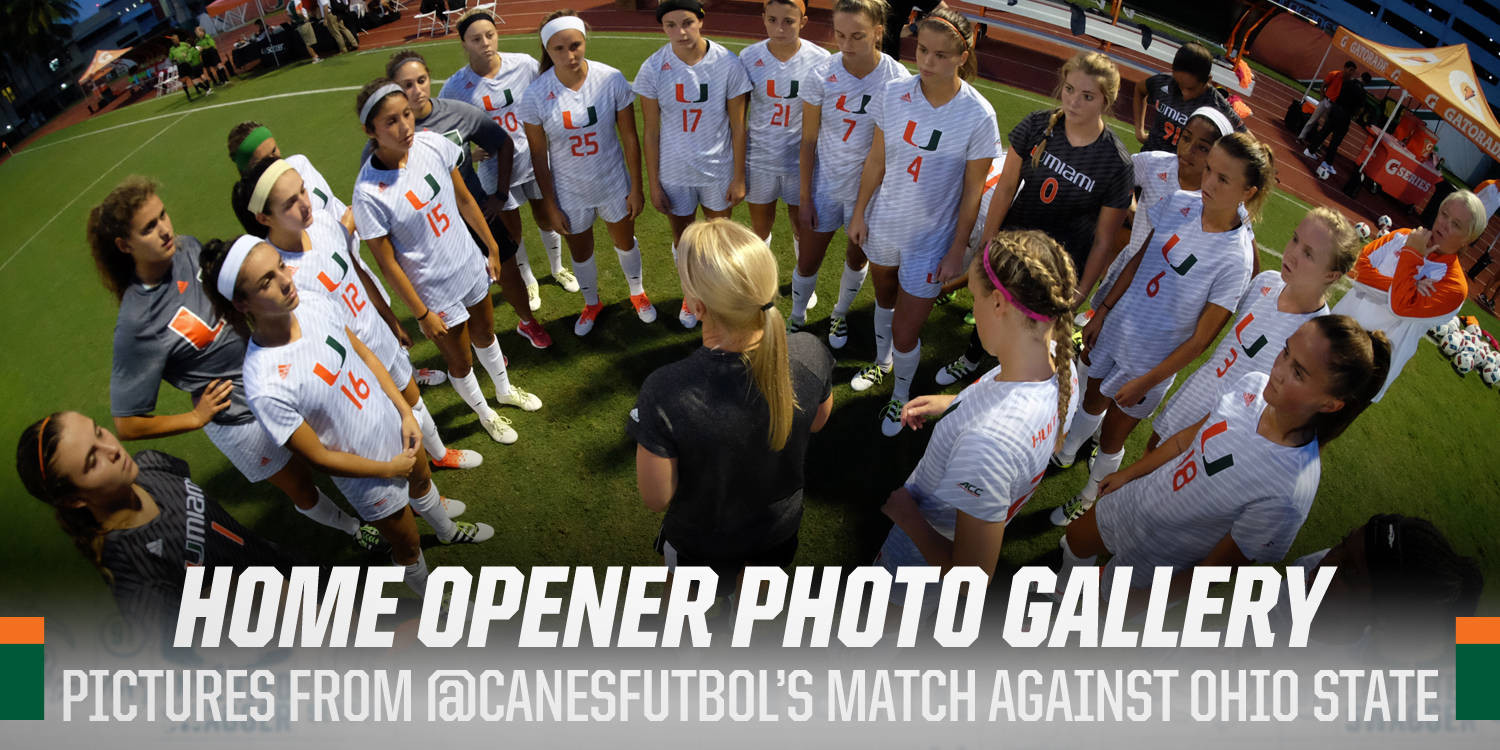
[248,158,296,214]
[1188,106,1234,138]
[217,235,264,300]
[540,16,586,45]
[359,83,404,126]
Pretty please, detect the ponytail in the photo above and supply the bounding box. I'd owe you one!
[676,219,798,451]
[1305,315,1391,446]
[16,413,115,586]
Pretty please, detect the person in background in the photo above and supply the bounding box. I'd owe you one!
[880,0,943,60]
[194,26,230,87]
[314,0,359,54]
[1134,42,1244,154]
[1297,61,1355,146]
[167,31,210,100]
[1305,72,1370,170]
[287,1,323,65]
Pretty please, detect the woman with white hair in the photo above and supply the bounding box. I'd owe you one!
[1332,189,1485,401]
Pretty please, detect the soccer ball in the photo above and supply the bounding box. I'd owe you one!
[1454,349,1477,374]
[1355,222,1371,240]
[1440,330,1465,357]
[1377,215,1392,229]
[1315,163,1333,180]
[1482,361,1500,387]
[1430,317,1459,340]
[1466,323,1483,337]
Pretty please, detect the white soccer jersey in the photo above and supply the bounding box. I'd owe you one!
[352,131,487,315]
[634,41,752,187]
[273,212,402,375]
[1097,190,1254,374]
[741,39,830,175]
[516,60,635,207]
[1117,151,1180,268]
[1154,271,1328,437]
[905,368,1079,538]
[1098,372,1321,588]
[243,295,405,466]
[439,53,540,191]
[865,77,1000,254]
[804,53,909,201]
[285,153,348,221]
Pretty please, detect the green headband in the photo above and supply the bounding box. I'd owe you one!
[233,126,274,174]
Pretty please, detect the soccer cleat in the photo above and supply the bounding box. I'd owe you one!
[414,368,447,387]
[554,268,580,293]
[574,302,604,336]
[516,319,552,349]
[1302,148,1318,160]
[963,311,975,325]
[354,525,389,553]
[827,315,850,349]
[678,301,698,329]
[1072,329,1084,353]
[441,521,495,544]
[807,290,819,311]
[786,315,805,334]
[496,386,542,412]
[935,356,978,387]
[1047,436,1097,475]
[878,398,906,437]
[526,283,541,312]
[933,290,956,306]
[1050,493,1094,527]
[631,293,657,323]
[479,413,518,444]
[440,498,466,519]
[431,448,482,470]
[850,363,890,392]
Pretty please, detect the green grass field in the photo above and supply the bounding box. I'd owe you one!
[1,32,1495,618]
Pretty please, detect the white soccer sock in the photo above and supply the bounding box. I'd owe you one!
[401,550,429,597]
[615,239,645,296]
[761,233,772,248]
[1057,535,1098,590]
[450,370,499,422]
[574,254,600,305]
[892,342,921,402]
[833,263,868,317]
[1080,449,1125,502]
[408,482,458,541]
[1056,406,1105,462]
[412,396,446,459]
[541,230,565,274]
[790,270,818,321]
[873,304,895,369]
[472,339,512,398]
[514,239,539,288]
[295,489,360,537]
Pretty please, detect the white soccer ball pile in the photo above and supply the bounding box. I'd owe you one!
[1482,361,1500,387]
[1429,316,1461,341]
[1440,329,1465,357]
[1355,222,1371,240]
[1454,348,1478,375]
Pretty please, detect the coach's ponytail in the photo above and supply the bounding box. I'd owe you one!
[1033,52,1119,170]
[676,219,798,451]
[16,413,114,586]
[970,230,1077,449]
[1303,315,1390,446]
[87,177,160,303]
[916,7,977,81]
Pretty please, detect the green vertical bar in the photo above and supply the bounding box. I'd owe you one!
[1456,643,1500,720]
[0,643,43,720]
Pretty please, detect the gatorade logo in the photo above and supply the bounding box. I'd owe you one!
[404,174,442,210]
[562,106,598,129]
[765,79,799,99]
[481,90,514,110]
[902,120,942,151]
[675,83,709,103]
[834,94,870,114]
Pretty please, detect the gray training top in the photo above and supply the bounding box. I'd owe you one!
[110,236,255,426]
[360,97,514,202]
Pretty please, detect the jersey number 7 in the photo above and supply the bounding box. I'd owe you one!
[682,109,703,133]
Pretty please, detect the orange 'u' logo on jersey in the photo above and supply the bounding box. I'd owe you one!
[562,106,598,129]
[404,174,442,210]
[481,90,514,110]
[902,121,942,151]
[168,307,223,350]
[675,83,709,103]
[765,79,799,99]
[835,94,870,114]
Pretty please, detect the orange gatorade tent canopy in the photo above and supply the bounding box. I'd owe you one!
[77,48,134,84]
[1324,27,1500,164]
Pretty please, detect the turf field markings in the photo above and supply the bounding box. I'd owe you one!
[0,114,190,274]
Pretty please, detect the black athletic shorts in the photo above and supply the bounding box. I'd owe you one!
[200,47,222,68]
[474,193,519,262]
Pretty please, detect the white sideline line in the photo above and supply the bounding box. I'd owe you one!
[0,115,189,274]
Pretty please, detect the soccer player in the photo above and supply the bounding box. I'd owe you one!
[351,80,542,446]
[845,7,999,436]
[742,1,829,281]
[1331,189,1485,401]
[520,11,658,337]
[231,157,482,471]
[439,8,576,312]
[1053,133,1274,524]
[384,50,554,350]
[878,231,1079,596]
[635,0,753,329]
[1133,42,1243,154]
[794,0,908,344]
[204,237,494,597]
[86,178,380,551]
[1061,316,1392,608]
[17,413,297,633]
[932,51,1131,387]
[628,219,834,599]
[1149,207,1360,449]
